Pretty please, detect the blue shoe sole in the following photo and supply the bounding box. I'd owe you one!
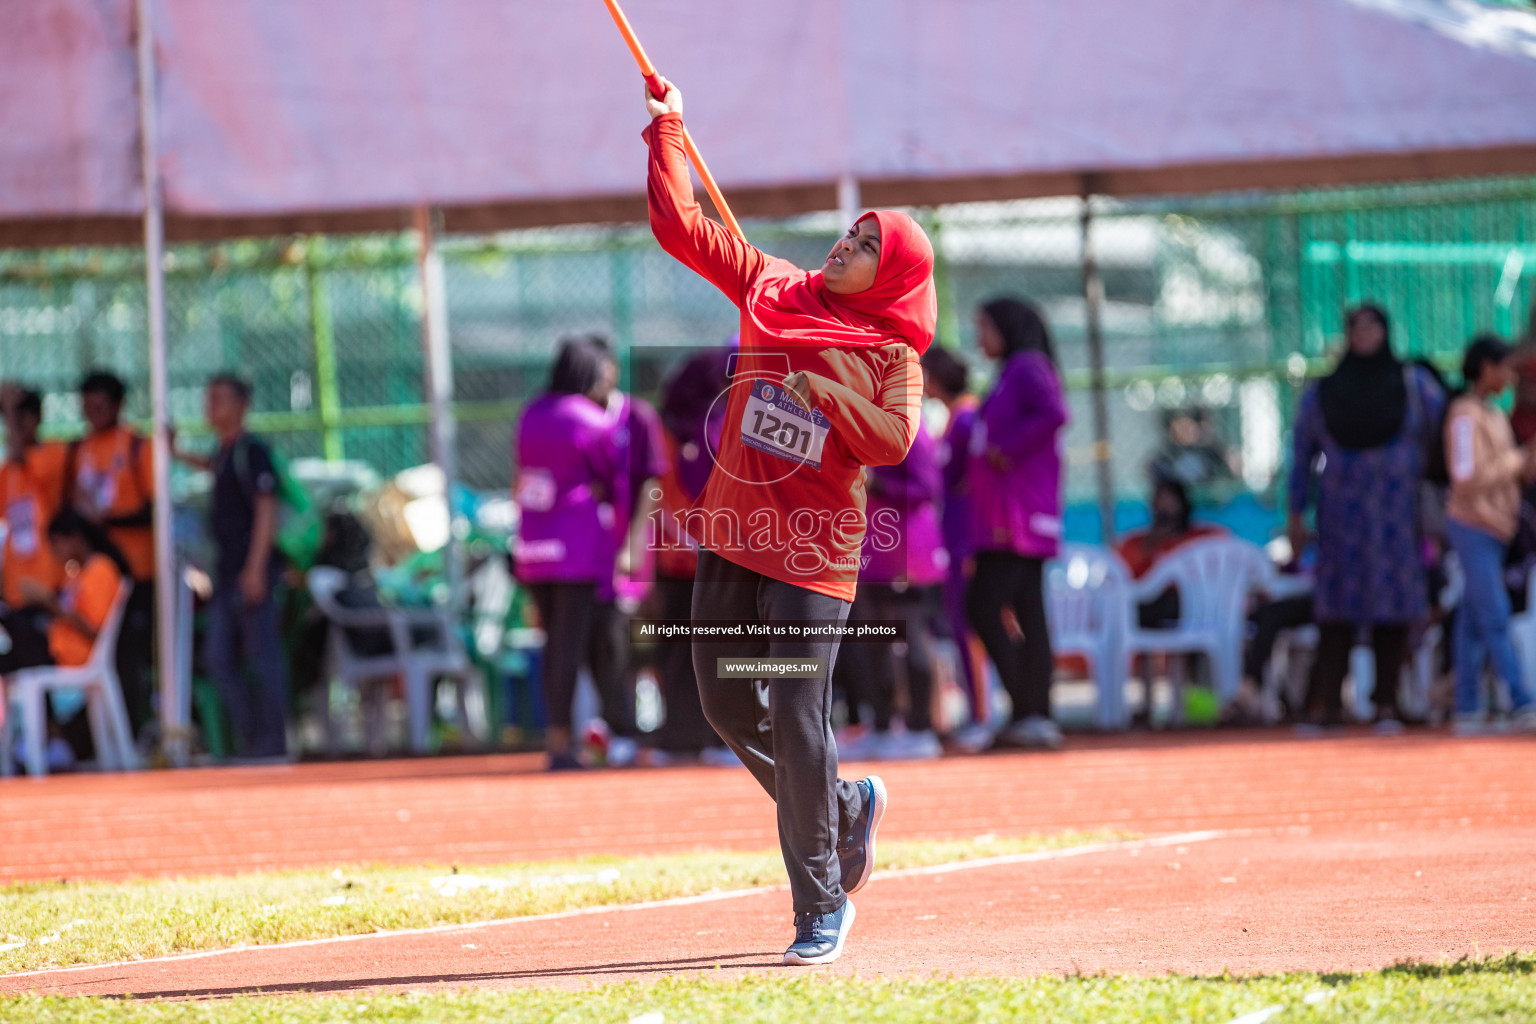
[783,899,856,965]
[844,775,887,895]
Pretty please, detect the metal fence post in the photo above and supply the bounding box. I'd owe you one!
[416,206,463,611]
[135,0,185,767]
[307,250,344,461]
[1081,191,1116,543]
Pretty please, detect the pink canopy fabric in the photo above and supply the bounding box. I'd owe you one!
[3,0,1536,242]
[0,0,141,219]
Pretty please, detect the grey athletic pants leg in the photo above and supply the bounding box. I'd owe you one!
[691,549,863,914]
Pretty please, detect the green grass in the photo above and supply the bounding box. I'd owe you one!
[5,957,1536,1023]
[0,830,1126,975]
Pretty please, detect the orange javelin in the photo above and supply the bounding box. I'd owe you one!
[602,0,745,240]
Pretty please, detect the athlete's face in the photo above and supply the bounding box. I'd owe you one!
[822,217,881,294]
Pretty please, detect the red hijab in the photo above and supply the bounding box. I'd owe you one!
[744,210,937,355]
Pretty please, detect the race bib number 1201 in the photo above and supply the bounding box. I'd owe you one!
[740,380,831,470]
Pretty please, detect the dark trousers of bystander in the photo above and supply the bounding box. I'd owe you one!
[527,584,633,739]
[116,581,156,736]
[588,601,636,738]
[1243,596,1315,716]
[1304,621,1406,721]
[205,567,290,758]
[966,551,1052,722]
[690,549,864,915]
[941,561,983,717]
[652,572,718,753]
[527,582,597,733]
[840,584,938,733]
[0,607,53,675]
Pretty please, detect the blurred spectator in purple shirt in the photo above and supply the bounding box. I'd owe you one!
[514,337,620,770]
[965,298,1068,750]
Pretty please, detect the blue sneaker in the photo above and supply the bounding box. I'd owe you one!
[783,898,856,965]
[837,775,887,895]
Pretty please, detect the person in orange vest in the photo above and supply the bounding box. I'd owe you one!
[0,384,77,767]
[0,385,69,618]
[0,507,131,771]
[67,371,157,735]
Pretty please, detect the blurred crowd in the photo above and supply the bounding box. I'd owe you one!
[1123,305,1536,735]
[3,297,1533,773]
[0,372,292,768]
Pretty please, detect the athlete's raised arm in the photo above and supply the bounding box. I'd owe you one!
[643,84,770,307]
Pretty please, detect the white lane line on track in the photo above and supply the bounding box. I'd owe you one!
[0,829,1237,981]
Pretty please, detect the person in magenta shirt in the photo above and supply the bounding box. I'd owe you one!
[586,337,669,757]
[921,346,987,732]
[838,421,947,759]
[965,298,1069,750]
[513,338,620,770]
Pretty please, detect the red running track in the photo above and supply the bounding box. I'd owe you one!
[1,731,1533,993]
[2,732,1532,883]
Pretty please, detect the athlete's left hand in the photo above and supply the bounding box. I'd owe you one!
[781,372,812,410]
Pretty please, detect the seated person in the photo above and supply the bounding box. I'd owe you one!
[1117,478,1225,627]
[0,509,129,768]
[1232,539,1319,725]
[0,508,128,678]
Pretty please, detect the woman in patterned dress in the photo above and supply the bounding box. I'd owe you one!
[1288,305,1446,726]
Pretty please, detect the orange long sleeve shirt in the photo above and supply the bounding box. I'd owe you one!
[645,113,921,601]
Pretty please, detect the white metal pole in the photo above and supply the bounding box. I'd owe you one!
[414,206,462,610]
[837,174,861,227]
[135,0,183,765]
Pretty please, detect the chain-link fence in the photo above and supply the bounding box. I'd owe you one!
[1,175,1532,541]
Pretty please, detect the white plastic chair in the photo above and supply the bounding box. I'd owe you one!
[307,566,482,755]
[1,581,137,777]
[1125,537,1275,710]
[1046,543,1132,729]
